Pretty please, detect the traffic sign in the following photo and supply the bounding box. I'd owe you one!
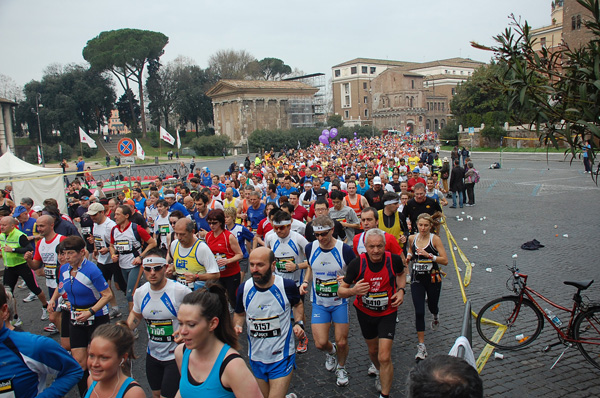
[468,127,475,136]
[118,138,135,157]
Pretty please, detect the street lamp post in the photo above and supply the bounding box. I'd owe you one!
[33,93,45,167]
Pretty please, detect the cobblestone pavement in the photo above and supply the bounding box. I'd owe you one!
[10,152,600,397]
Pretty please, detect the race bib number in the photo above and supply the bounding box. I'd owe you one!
[115,240,131,253]
[94,235,105,249]
[362,291,389,311]
[413,261,433,274]
[176,273,195,288]
[0,379,15,398]
[315,278,338,297]
[81,227,91,235]
[159,225,170,236]
[275,257,295,273]
[249,315,281,338]
[147,319,174,342]
[71,308,94,326]
[44,264,57,280]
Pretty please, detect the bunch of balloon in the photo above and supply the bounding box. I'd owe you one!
[319,129,330,145]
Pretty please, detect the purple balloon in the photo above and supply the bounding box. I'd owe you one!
[354,131,357,136]
[330,128,338,138]
[322,129,330,138]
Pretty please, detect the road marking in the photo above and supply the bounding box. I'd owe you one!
[486,180,498,194]
[508,168,515,174]
[531,184,541,196]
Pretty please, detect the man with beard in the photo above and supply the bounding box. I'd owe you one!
[401,183,442,234]
[364,177,385,210]
[234,247,305,398]
[128,248,191,398]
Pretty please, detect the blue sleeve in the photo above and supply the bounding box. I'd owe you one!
[341,244,356,265]
[234,283,245,314]
[283,278,301,307]
[88,262,109,292]
[13,331,83,398]
[241,226,254,242]
[305,241,314,263]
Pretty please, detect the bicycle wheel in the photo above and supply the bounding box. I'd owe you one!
[476,296,544,350]
[573,306,600,370]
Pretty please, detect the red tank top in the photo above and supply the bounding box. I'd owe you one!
[353,252,397,317]
[346,194,364,218]
[205,229,240,277]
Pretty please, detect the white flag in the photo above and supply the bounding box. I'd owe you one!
[136,139,145,160]
[160,126,175,145]
[176,129,182,149]
[58,144,62,154]
[37,146,42,164]
[79,127,97,148]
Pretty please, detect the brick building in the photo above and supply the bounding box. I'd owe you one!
[562,0,595,49]
[206,80,318,145]
[331,57,483,133]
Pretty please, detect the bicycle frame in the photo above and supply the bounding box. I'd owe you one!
[514,270,596,345]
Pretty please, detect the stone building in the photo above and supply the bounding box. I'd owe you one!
[562,0,595,49]
[331,57,484,133]
[206,80,318,145]
[0,97,17,154]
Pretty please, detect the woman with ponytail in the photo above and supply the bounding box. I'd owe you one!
[175,283,262,398]
[85,322,145,397]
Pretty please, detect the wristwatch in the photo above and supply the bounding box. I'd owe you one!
[398,287,406,294]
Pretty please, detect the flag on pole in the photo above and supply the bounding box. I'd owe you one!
[160,126,175,145]
[136,139,145,160]
[37,146,42,164]
[79,127,97,148]
[176,129,182,149]
[58,143,62,155]
[297,140,301,150]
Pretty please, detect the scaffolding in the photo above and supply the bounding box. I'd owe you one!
[284,73,326,127]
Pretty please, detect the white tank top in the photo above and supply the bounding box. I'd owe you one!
[308,240,348,307]
[38,234,63,288]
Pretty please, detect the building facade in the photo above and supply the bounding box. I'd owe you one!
[0,97,17,154]
[206,80,318,145]
[108,109,130,135]
[562,0,595,49]
[331,57,484,132]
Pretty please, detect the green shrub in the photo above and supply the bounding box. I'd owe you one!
[191,135,232,156]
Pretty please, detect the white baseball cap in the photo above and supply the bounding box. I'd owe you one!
[373,176,382,185]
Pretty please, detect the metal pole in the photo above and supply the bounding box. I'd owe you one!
[35,93,45,167]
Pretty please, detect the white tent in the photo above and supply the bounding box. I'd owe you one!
[0,152,67,214]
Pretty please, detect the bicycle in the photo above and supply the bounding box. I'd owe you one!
[476,263,600,370]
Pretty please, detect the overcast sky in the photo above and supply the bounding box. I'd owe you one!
[1,0,551,88]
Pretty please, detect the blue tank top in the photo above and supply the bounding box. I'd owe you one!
[84,377,136,398]
[179,344,235,398]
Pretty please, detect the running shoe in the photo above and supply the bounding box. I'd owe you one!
[23,292,37,303]
[109,307,122,319]
[367,362,378,377]
[296,334,308,354]
[325,343,338,371]
[431,315,440,330]
[11,317,23,327]
[415,343,428,360]
[41,308,49,321]
[335,366,349,387]
[17,280,26,289]
[285,394,298,398]
[133,328,140,339]
[44,323,59,334]
[375,374,382,392]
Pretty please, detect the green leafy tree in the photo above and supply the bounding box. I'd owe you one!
[472,0,600,173]
[116,89,141,131]
[191,135,231,156]
[174,65,214,133]
[327,114,344,128]
[82,29,169,138]
[146,58,177,130]
[256,58,292,80]
[16,64,115,147]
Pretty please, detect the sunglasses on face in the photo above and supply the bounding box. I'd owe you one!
[143,264,165,272]
[273,225,288,231]
[207,221,219,225]
[314,230,331,238]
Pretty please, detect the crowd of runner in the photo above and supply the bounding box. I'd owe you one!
[0,134,483,398]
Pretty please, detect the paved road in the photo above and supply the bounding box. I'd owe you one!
[10,152,600,397]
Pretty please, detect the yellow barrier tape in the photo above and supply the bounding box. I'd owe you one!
[476,326,507,373]
[442,220,505,374]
